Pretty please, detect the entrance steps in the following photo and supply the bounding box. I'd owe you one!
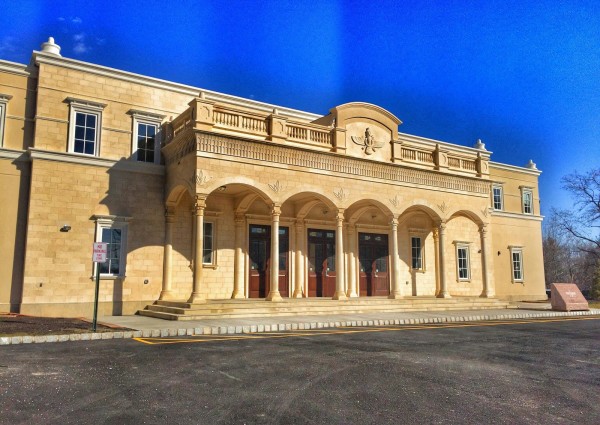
[138,297,510,321]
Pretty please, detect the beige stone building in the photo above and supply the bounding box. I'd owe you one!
[0,38,545,318]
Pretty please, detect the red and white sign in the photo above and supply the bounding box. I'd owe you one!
[92,242,108,263]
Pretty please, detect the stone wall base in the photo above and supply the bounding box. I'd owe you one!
[18,300,155,318]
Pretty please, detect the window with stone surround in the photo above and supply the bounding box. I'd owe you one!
[521,186,533,215]
[203,221,214,265]
[0,94,11,147]
[67,98,106,156]
[411,236,424,271]
[93,216,129,278]
[454,242,471,281]
[129,110,164,164]
[510,246,524,283]
[492,184,503,210]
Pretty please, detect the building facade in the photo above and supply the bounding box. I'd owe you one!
[0,39,545,317]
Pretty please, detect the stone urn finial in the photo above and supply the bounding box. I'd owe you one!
[526,159,537,169]
[41,37,61,56]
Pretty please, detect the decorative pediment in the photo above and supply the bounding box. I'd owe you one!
[329,102,402,162]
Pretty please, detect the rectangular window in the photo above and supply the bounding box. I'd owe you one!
[0,94,10,147]
[67,98,106,156]
[74,112,98,155]
[135,122,158,163]
[457,246,470,280]
[411,237,423,270]
[522,189,533,214]
[129,110,165,164]
[94,216,128,278]
[492,185,503,210]
[511,248,524,282]
[203,222,214,265]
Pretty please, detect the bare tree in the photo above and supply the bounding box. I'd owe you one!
[550,168,600,298]
[553,168,600,256]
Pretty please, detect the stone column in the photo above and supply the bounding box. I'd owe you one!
[333,210,347,300]
[293,220,305,298]
[346,223,358,298]
[433,227,440,296]
[188,196,206,303]
[231,213,246,299]
[267,204,283,301]
[389,218,402,299]
[159,207,176,300]
[437,221,451,298]
[479,224,494,297]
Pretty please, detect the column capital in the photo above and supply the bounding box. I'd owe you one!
[336,209,345,223]
[432,227,439,240]
[437,220,447,231]
[390,217,399,228]
[234,212,245,224]
[194,195,207,215]
[479,223,488,235]
[165,207,176,223]
[271,203,282,217]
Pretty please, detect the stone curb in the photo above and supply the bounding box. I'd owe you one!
[1,309,599,346]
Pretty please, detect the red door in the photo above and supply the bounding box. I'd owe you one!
[248,225,289,298]
[307,229,336,297]
[358,233,389,296]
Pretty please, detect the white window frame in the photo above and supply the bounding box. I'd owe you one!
[453,242,471,281]
[67,98,106,156]
[129,110,165,164]
[92,215,130,278]
[520,186,534,215]
[0,94,12,147]
[190,212,220,269]
[492,184,504,211]
[408,228,427,272]
[509,246,524,283]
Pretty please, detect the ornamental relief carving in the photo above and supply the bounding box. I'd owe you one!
[170,133,490,195]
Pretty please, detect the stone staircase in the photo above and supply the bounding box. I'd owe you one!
[138,297,510,321]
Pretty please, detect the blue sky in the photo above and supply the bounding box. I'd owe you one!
[1,0,598,215]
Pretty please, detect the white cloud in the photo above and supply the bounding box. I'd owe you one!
[0,36,17,54]
[72,33,89,54]
[72,17,82,24]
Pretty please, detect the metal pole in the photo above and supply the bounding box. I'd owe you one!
[92,262,100,332]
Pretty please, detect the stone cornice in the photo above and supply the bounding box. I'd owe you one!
[0,148,28,161]
[490,161,542,176]
[490,210,544,222]
[32,51,320,122]
[165,131,491,196]
[28,148,165,175]
[0,60,32,77]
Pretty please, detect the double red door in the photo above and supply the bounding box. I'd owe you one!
[248,225,289,298]
[358,233,389,296]
[307,229,336,297]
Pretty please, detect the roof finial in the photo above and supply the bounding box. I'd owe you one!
[41,37,61,56]
[526,159,537,169]
[474,139,486,150]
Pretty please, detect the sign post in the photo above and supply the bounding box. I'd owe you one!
[92,242,108,332]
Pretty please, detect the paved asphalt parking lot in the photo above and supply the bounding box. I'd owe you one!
[1,316,599,425]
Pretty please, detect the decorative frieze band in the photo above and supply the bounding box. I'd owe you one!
[164,132,490,195]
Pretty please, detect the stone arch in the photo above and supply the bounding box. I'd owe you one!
[281,191,338,220]
[398,203,442,224]
[346,198,394,223]
[165,184,192,208]
[447,209,485,227]
[203,177,273,206]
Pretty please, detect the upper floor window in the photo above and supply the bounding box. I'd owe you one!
[129,110,165,164]
[521,187,533,215]
[67,98,106,156]
[0,94,11,147]
[492,184,503,210]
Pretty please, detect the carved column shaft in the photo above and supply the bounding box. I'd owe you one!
[293,220,305,298]
[333,211,347,300]
[188,197,206,303]
[346,224,358,298]
[159,208,176,300]
[232,215,245,299]
[480,225,494,297]
[433,228,440,296]
[389,219,402,299]
[267,205,283,301]
[437,222,451,298]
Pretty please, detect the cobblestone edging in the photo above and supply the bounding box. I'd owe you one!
[2,309,599,346]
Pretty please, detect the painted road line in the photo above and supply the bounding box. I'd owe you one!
[133,315,600,345]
